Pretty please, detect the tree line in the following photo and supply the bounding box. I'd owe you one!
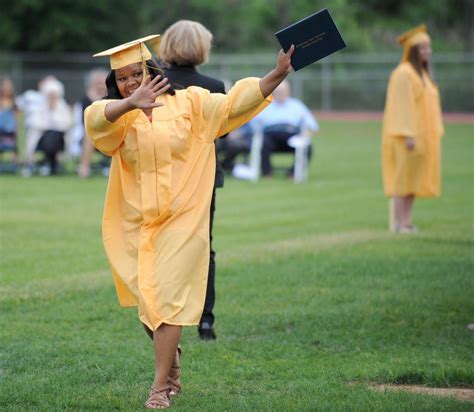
[1,0,472,53]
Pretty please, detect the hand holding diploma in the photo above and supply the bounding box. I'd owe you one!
[259,44,295,98]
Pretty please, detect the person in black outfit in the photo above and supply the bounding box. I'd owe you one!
[156,20,226,340]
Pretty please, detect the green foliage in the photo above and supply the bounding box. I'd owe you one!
[0,121,473,410]
[0,0,471,52]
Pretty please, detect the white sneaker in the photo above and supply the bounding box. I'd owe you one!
[21,167,32,177]
[38,165,51,176]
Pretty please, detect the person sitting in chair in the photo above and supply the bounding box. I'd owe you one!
[29,79,72,175]
[218,122,254,173]
[0,78,18,170]
[255,80,318,177]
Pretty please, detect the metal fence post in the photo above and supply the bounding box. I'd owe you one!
[292,75,303,101]
[321,58,332,111]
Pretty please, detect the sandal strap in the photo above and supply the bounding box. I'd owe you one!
[145,386,171,408]
[170,348,181,371]
[149,386,171,394]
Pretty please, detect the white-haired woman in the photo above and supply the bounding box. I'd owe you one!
[28,78,72,175]
[156,20,226,343]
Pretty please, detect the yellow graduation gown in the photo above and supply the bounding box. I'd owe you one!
[85,78,272,330]
[382,62,444,197]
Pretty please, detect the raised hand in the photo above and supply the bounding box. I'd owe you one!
[259,45,295,98]
[275,45,295,77]
[104,75,171,123]
[128,75,171,110]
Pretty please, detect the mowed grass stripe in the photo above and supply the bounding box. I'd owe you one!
[1,229,389,302]
[0,120,473,411]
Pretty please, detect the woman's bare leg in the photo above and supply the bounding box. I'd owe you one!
[404,195,415,227]
[143,323,154,340]
[393,196,404,229]
[389,198,396,232]
[394,195,416,230]
[153,324,182,390]
[78,138,94,178]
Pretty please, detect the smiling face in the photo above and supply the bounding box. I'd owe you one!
[114,63,144,98]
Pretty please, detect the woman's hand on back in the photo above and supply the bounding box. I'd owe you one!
[127,75,170,110]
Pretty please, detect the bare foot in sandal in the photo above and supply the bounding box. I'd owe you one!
[144,386,171,409]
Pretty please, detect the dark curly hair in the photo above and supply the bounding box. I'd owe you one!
[105,59,175,99]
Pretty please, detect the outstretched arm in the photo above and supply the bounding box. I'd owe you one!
[259,45,295,98]
[186,46,295,141]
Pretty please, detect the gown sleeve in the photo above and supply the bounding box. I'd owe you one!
[383,67,419,141]
[84,100,140,156]
[186,77,272,142]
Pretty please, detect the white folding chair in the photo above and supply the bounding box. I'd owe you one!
[288,135,311,183]
[231,128,263,182]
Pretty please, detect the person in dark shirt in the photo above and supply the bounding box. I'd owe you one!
[154,20,225,341]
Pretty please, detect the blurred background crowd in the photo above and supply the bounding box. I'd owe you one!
[0,0,472,177]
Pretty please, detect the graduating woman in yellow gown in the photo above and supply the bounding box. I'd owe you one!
[382,25,444,233]
[85,35,294,409]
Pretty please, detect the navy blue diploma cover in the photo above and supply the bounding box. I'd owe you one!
[275,9,347,71]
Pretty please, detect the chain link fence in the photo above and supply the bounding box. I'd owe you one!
[1,51,473,112]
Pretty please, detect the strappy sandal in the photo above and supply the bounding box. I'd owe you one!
[144,386,171,409]
[396,225,418,234]
[167,347,181,396]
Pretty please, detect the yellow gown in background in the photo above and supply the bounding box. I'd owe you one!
[85,78,271,330]
[382,43,444,198]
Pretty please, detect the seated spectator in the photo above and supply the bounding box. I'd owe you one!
[17,76,56,176]
[70,69,109,178]
[255,80,319,177]
[218,122,253,173]
[16,76,56,125]
[28,78,72,175]
[0,78,18,168]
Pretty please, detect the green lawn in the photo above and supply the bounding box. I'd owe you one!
[1,120,473,411]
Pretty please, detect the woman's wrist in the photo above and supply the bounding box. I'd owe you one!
[123,96,135,111]
[105,98,135,123]
[260,69,289,98]
[270,68,289,83]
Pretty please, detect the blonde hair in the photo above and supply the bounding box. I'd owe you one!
[160,20,213,66]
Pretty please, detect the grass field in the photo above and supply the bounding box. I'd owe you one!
[1,120,473,411]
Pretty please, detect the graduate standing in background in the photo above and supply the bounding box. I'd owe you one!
[382,25,444,233]
[85,35,293,409]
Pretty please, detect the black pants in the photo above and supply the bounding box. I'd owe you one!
[220,136,251,172]
[37,130,64,175]
[261,131,296,176]
[200,189,216,327]
[261,131,312,177]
